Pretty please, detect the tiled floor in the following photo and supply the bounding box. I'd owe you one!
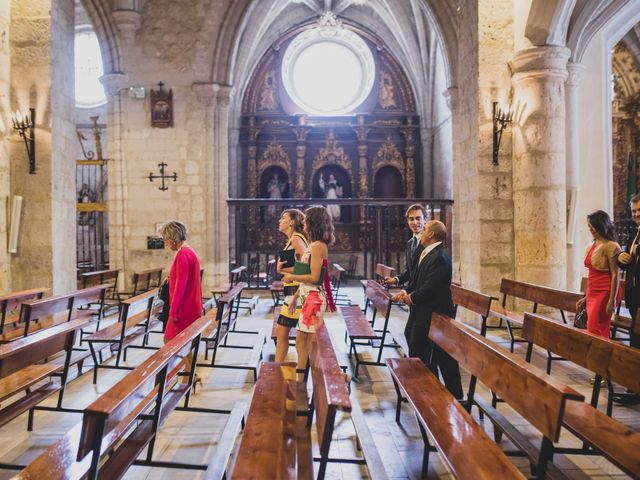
[0,282,637,479]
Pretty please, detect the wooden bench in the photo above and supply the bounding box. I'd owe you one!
[79,268,120,315]
[303,323,387,479]
[490,278,582,358]
[116,267,163,302]
[84,288,162,384]
[0,318,89,461]
[211,265,246,298]
[341,280,395,378]
[330,263,351,306]
[198,282,265,381]
[523,313,640,477]
[0,288,49,336]
[451,284,494,336]
[360,263,394,313]
[345,253,358,279]
[232,361,298,479]
[387,357,525,479]
[429,313,584,479]
[16,315,246,480]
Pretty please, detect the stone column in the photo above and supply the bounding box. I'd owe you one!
[292,118,310,198]
[565,62,585,291]
[246,116,260,197]
[0,0,11,292]
[511,46,570,288]
[102,72,129,290]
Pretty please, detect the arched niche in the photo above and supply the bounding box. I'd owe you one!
[374,165,404,198]
[312,164,352,223]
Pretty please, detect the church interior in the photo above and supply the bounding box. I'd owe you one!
[0,0,639,478]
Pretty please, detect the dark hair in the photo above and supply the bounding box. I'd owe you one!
[405,203,427,218]
[631,193,640,204]
[587,210,614,241]
[282,209,305,234]
[304,206,335,245]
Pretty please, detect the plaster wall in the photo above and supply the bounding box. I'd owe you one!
[0,0,10,292]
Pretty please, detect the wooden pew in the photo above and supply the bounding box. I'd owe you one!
[0,318,89,458]
[429,313,584,479]
[451,284,494,336]
[522,313,640,477]
[211,265,246,298]
[0,288,49,335]
[84,288,162,384]
[329,263,351,306]
[79,268,120,315]
[198,283,265,381]
[303,323,387,479]
[16,315,246,480]
[490,278,582,356]
[232,361,298,479]
[360,263,394,313]
[116,267,163,302]
[387,357,525,479]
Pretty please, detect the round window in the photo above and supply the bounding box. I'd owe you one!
[281,27,375,115]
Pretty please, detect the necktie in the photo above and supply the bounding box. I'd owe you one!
[411,237,418,259]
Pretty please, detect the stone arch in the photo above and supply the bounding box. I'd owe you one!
[78,0,124,74]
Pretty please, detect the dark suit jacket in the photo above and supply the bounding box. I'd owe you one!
[397,236,424,288]
[406,243,454,326]
[617,226,640,313]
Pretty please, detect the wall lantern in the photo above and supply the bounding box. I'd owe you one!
[11,108,36,174]
[492,102,512,166]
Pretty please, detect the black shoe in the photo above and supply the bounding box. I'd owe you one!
[612,392,640,405]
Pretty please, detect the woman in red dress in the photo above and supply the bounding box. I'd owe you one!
[159,221,202,384]
[577,211,621,339]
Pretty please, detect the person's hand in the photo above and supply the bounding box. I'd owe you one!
[404,294,413,306]
[392,290,407,303]
[576,297,586,311]
[618,252,632,265]
[287,298,298,315]
[276,260,285,274]
[383,276,397,286]
[606,300,615,316]
[282,273,293,283]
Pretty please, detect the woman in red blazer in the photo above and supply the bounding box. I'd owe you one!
[159,221,202,385]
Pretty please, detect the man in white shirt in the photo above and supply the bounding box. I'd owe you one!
[384,204,427,288]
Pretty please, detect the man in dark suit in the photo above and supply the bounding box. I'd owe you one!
[614,193,640,404]
[384,204,426,288]
[394,220,463,399]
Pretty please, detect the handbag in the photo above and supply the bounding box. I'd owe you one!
[574,301,587,329]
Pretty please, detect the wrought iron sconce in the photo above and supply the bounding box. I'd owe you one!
[11,108,36,174]
[148,162,177,191]
[492,102,513,166]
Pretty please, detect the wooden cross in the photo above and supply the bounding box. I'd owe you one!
[148,162,177,191]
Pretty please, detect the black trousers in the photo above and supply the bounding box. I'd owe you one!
[404,313,464,400]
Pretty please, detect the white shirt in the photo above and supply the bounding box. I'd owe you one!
[418,241,442,265]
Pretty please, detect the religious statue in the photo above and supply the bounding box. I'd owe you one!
[259,70,278,111]
[266,172,285,220]
[319,173,343,221]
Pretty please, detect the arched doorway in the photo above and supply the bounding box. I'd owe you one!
[374,166,403,198]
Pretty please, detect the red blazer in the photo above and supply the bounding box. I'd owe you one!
[164,245,202,340]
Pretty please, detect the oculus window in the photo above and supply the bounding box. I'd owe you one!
[75,29,106,108]
[281,27,375,115]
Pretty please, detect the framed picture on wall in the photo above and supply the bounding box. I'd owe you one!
[150,82,173,128]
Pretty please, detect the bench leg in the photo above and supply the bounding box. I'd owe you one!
[88,343,99,385]
[417,420,430,478]
[317,458,328,480]
[534,437,554,480]
[606,378,615,417]
[391,377,403,424]
[27,408,35,431]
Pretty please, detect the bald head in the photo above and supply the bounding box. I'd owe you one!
[420,220,447,246]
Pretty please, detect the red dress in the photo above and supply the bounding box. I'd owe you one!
[164,245,202,340]
[585,243,618,338]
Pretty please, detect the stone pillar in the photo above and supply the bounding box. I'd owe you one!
[10,0,76,293]
[511,46,570,288]
[102,72,129,290]
[565,62,585,291]
[292,119,310,198]
[0,0,11,292]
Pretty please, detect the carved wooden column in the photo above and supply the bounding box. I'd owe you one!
[353,115,370,198]
[292,116,310,198]
[246,116,260,198]
[402,117,417,198]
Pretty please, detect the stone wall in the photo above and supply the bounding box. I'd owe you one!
[0,0,10,292]
[10,0,76,294]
